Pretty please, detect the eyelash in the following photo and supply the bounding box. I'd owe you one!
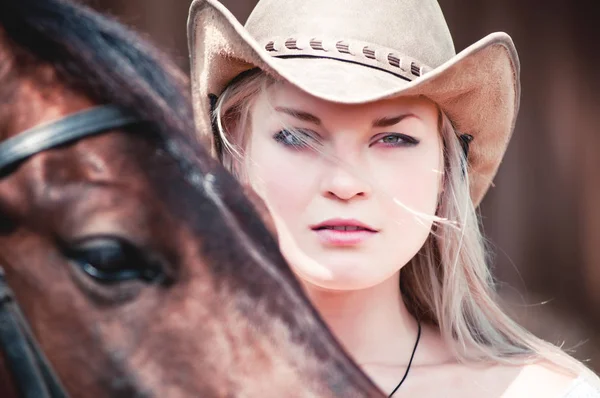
[273,129,315,149]
[272,130,420,149]
[372,133,420,147]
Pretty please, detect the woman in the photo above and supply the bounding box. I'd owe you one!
[187,0,600,396]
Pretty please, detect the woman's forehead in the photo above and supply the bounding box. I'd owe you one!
[261,81,437,119]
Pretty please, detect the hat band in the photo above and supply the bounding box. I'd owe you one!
[261,36,432,82]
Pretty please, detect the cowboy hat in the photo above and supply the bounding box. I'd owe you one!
[187,0,520,206]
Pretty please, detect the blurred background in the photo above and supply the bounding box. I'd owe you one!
[88,0,600,372]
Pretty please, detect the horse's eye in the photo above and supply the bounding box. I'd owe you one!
[65,237,163,284]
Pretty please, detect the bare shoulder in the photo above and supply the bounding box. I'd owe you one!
[375,325,598,398]
[499,361,587,398]
[398,359,592,398]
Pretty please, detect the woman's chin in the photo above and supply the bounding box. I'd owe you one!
[290,259,389,292]
[281,243,400,291]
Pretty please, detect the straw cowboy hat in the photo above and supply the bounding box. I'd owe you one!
[187,0,520,206]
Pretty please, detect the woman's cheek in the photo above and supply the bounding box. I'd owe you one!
[247,142,317,219]
[262,155,317,217]
[370,155,441,217]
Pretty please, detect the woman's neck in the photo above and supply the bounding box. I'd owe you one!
[303,271,420,367]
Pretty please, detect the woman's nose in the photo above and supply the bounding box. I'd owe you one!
[319,158,372,201]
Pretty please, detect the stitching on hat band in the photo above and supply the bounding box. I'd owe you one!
[263,37,432,81]
[274,54,413,81]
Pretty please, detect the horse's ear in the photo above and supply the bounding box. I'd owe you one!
[241,184,277,241]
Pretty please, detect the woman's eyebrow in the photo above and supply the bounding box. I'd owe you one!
[274,107,417,128]
[372,113,414,127]
[275,106,321,125]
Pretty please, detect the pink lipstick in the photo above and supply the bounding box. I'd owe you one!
[310,218,378,246]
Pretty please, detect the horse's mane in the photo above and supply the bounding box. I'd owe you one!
[0,0,195,143]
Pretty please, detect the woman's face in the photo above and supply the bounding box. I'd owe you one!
[245,82,442,291]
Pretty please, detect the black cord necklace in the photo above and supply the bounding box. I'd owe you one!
[387,320,422,397]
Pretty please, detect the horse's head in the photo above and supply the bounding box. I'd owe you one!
[0,1,382,397]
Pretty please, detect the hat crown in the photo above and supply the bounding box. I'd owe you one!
[245,0,456,68]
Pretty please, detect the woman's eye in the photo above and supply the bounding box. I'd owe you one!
[64,237,164,284]
[375,133,419,147]
[273,129,311,148]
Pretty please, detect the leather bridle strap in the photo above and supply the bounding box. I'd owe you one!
[0,105,140,176]
[0,268,67,398]
[0,105,142,397]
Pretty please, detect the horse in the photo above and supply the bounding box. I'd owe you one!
[0,0,385,397]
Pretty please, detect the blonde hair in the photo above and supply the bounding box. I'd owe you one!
[213,69,597,378]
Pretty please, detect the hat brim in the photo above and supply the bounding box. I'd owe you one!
[187,0,520,206]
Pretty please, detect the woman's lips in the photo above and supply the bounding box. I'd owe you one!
[310,219,378,246]
[313,227,377,246]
